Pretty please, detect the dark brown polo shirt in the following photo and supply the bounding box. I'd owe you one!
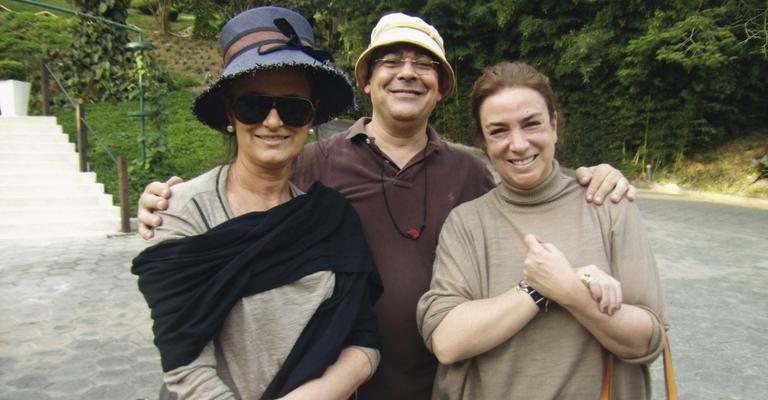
[294,118,495,400]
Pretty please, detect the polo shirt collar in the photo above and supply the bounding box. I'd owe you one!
[343,117,445,157]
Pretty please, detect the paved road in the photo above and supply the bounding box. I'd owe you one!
[0,192,766,399]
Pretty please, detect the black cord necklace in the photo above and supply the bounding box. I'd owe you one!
[377,142,428,240]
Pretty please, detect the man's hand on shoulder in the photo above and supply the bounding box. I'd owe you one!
[138,176,184,240]
[574,164,636,205]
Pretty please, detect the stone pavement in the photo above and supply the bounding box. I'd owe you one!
[0,191,766,399]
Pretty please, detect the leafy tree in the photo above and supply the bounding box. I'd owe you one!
[48,0,137,101]
[414,0,767,176]
[175,0,766,176]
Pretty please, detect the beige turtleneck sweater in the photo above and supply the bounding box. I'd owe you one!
[417,162,666,400]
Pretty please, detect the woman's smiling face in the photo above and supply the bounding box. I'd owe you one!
[480,86,558,190]
[227,69,312,171]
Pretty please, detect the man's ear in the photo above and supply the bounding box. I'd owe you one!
[363,81,372,96]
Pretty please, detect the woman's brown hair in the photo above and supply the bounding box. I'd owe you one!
[470,61,563,146]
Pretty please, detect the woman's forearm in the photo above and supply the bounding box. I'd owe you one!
[560,283,654,359]
[279,346,372,400]
[429,288,539,365]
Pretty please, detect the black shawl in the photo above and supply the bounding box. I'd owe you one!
[131,182,382,399]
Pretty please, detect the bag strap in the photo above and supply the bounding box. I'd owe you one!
[600,349,614,400]
[663,340,678,399]
[600,306,678,399]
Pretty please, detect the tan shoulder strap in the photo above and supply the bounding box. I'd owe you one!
[601,304,678,399]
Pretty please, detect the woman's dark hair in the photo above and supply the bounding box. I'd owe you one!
[470,61,563,146]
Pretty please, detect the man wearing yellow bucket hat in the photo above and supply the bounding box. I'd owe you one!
[138,11,635,399]
[293,13,634,398]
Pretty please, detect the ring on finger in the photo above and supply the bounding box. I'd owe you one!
[580,273,592,289]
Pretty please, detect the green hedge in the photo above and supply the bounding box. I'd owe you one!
[0,61,27,81]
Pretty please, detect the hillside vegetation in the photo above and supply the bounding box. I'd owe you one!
[655,131,768,198]
[1,1,765,212]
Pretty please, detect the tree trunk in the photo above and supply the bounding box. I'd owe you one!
[157,0,172,35]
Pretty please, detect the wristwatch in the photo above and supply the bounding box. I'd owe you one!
[517,279,548,311]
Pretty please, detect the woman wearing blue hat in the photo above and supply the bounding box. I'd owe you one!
[132,6,381,400]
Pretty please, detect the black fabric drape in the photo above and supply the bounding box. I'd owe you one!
[131,182,382,398]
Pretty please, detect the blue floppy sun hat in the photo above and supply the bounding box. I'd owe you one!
[192,6,355,132]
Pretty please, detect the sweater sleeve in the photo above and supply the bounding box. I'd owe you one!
[152,179,214,243]
[416,207,483,351]
[163,341,236,400]
[608,201,667,364]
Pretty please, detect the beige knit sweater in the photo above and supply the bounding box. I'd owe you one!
[417,163,666,400]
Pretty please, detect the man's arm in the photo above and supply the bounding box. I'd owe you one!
[137,164,636,238]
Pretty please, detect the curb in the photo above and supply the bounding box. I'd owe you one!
[635,183,768,210]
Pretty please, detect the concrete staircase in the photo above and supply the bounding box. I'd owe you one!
[0,116,121,242]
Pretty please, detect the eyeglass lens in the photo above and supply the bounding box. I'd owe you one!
[377,56,438,72]
[232,94,315,127]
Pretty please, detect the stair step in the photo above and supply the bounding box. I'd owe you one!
[0,160,80,172]
[0,116,58,125]
[0,193,114,208]
[0,142,76,152]
[0,151,79,163]
[0,132,70,143]
[0,171,97,185]
[0,125,64,135]
[0,182,105,195]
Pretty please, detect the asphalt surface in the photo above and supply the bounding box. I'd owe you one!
[0,191,766,399]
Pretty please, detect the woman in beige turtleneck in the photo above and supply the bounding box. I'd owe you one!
[417,61,667,400]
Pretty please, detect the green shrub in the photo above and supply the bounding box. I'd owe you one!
[169,73,199,89]
[131,0,157,15]
[190,0,220,40]
[752,155,768,182]
[0,12,76,113]
[0,61,27,81]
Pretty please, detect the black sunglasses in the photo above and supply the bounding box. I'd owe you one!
[231,94,315,128]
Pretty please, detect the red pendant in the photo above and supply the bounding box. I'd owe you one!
[406,227,421,240]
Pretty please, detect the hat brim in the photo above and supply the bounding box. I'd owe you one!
[193,47,355,132]
[354,29,456,98]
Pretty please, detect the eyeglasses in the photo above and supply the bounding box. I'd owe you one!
[231,94,315,128]
[374,56,440,74]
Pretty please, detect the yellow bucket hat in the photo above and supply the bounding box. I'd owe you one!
[354,13,456,98]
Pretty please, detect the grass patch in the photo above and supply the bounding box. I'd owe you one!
[2,0,73,14]
[656,131,768,198]
[127,8,194,34]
